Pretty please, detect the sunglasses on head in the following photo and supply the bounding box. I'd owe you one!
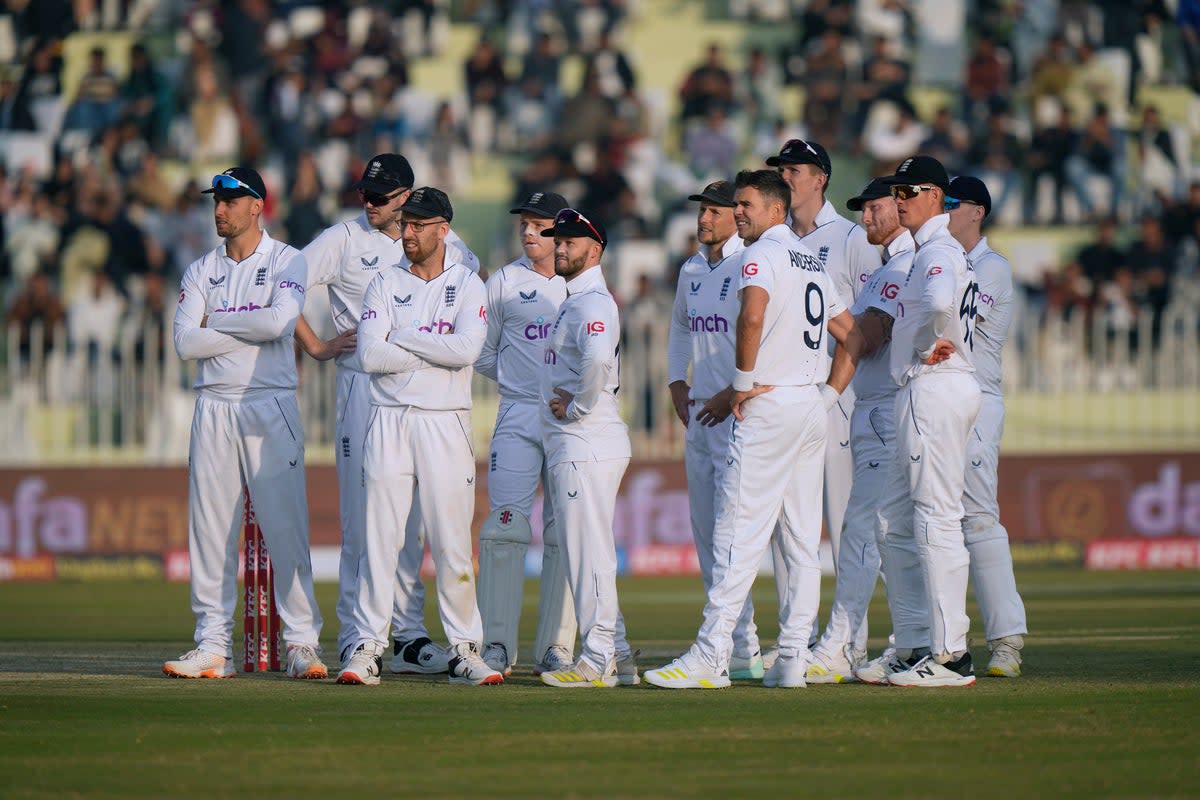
[554,208,605,245]
[889,184,938,200]
[359,188,404,207]
[943,197,982,211]
[784,138,820,159]
[210,174,261,200]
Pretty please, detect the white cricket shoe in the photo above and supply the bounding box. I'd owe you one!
[616,649,641,686]
[854,648,909,685]
[389,636,450,674]
[763,651,807,688]
[532,644,574,676]
[644,652,730,690]
[482,642,513,677]
[730,650,765,680]
[540,658,618,688]
[447,643,505,686]
[888,653,976,688]
[337,644,382,685]
[986,635,1024,678]
[805,646,861,684]
[163,649,234,679]
[286,644,328,679]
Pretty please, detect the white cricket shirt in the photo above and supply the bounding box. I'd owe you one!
[889,214,978,386]
[541,265,630,466]
[302,212,479,372]
[174,230,307,399]
[739,223,847,387]
[796,199,882,305]
[852,229,915,403]
[356,261,486,410]
[964,236,1012,398]
[666,236,745,400]
[475,257,567,402]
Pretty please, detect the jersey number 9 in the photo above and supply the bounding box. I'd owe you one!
[803,282,825,350]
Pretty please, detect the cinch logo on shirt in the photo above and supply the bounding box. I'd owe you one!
[743,262,758,276]
[361,309,377,320]
[689,313,730,333]
[278,280,304,294]
[585,321,606,335]
[213,302,262,314]
[524,316,551,340]
[880,282,900,300]
[417,319,455,333]
[979,292,996,308]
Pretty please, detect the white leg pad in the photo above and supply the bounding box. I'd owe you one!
[478,507,531,666]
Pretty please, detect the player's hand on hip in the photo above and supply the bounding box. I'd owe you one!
[549,386,574,420]
[312,328,357,361]
[921,338,956,365]
[696,385,735,427]
[731,384,773,421]
[669,380,692,426]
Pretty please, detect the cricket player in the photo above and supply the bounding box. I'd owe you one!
[809,178,917,683]
[873,156,982,688]
[646,169,863,689]
[665,180,764,680]
[536,208,640,689]
[337,187,501,686]
[294,154,480,675]
[475,190,577,677]
[767,139,880,657]
[165,167,326,680]
[945,175,1027,678]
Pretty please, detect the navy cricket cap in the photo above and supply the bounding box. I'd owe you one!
[766,139,831,176]
[509,190,570,218]
[540,208,607,247]
[400,187,454,221]
[201,167,267,202]
[948,175,992,216]
[688,180,736,207]
[846,178,893,211]
[882,155,951,192]
[355,153,415,194]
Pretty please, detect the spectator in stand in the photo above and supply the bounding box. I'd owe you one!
[850,35,911,147]
[122,42,169,147]
[863,99,926,174]
[128,152,176,213]
[67,268,126,369]
[160,182,217,284]
[1127,215,1175,344]
[125,269,170,368]
[9,39,63,133]
[559,63,616,149]
[464,36,508,115]
[1163,181,1200,245]
[1029,33,1075,113]
[579,146,631,232]
[679,42,734,123]
[684,103,738,180]
[803,27,849,146]
[963,34,1009,135]
[1180,0,1200,90]
[429,100,470,191]
[1099,267,1142,355]
[1136,105,1180,212]
[6,269,67,365]
[967,104,1022,221]
[285,152,327,248]
[589,30,637,99]
[919,107,969,175]
[1024,105,1079,224]
[219,0,271,105]
[186,64,240,165]
[521,32,563,103]
[738,47,783,141]
[1065,103,1123,222]
[1076,216,1127,293]
[1045,260,1093,325]
[63,46,121,134]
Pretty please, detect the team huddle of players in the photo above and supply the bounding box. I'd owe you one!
[162,142,1026,689]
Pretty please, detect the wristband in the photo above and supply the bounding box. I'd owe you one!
[732,369,755,392]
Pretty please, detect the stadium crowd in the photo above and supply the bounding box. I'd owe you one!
[1,0,1198,393]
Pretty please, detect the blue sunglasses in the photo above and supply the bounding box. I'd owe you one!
[209,174,262,200]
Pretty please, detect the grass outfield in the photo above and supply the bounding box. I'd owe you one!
[1,569,1197,799]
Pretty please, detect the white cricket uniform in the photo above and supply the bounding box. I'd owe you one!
[816,230,915,660]
[692,224,846,670]
[962,237,1027,641]
[352,260,487,650]
[665,236,761,659]
[795,200,881,561]
[475,256,575,661]
[302,215,478,655]
[173,231,323,658]
[877,214,981,658]
[541,265,634,674]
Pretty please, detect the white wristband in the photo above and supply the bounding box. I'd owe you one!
[732,369,755,392]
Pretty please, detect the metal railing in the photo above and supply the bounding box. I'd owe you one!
[2,303,1198,465]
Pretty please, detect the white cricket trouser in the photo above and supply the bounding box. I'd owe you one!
[696,386,825,669]
[546,457,633,673]
[486,399,575,659]
[354,406,482,650]
[878,372,981,658]
[963,393,1027,640]
[333,369,429,656]
[187,392,322,658]
[683,408,759,659]
[818,397,893,657]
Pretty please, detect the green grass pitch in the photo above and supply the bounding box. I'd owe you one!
[0,569,1197,799]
